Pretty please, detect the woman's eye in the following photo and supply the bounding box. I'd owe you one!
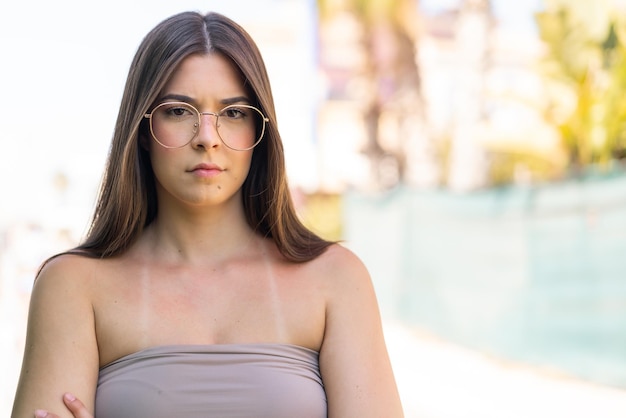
[168,107,191,117]
[223,107,247,119]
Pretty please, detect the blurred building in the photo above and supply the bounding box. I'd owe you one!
[316,1,432,192]
[315,0,558,192]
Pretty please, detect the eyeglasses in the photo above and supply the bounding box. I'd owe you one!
[144,101,269,151]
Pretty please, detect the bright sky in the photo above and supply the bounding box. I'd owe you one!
[420,0,544,32]
[0,0,318,233]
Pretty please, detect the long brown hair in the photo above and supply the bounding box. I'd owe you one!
[72,11,332,262]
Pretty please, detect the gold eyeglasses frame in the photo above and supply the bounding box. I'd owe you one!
[143,101,269,151]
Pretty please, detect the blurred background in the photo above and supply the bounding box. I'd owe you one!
[2,0,626,416]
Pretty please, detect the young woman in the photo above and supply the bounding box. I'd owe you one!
[12,11,403,418]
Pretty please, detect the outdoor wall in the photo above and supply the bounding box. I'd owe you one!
[344,173,626,388]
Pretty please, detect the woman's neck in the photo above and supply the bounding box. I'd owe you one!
[137,204,261,267]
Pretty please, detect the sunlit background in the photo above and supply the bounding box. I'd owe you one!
[2,0,626,416]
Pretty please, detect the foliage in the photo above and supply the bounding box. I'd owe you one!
[536,5,626,171]
[297,192,343,241]
[487,149,565,186]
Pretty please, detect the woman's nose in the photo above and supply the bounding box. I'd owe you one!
[192,113,221,148]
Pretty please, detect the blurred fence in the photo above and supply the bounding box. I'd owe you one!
[344,172,626,389]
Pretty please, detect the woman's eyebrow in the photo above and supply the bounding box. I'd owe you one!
[157,94,251,106]
[159,93,194,103]
[221,96,251,105]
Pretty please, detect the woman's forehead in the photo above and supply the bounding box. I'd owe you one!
[162,53,247,102]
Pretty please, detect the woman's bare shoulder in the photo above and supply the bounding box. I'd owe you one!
[14,252,101,418]
[324,242,367,266]
[310,243,371,288]
[316,244,403,416]
[34,252,104,293]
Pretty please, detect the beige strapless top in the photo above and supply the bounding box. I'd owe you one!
[95,343,327,418]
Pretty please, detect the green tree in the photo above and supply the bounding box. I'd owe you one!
[536,2,626,171]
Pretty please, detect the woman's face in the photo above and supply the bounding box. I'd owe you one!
[146,53,256,212]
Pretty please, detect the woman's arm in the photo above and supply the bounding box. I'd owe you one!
[35,393,92,418]
[319,245,404,418]
[12,255,99,418]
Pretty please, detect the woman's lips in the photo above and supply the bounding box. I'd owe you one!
[190,163,223,178]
